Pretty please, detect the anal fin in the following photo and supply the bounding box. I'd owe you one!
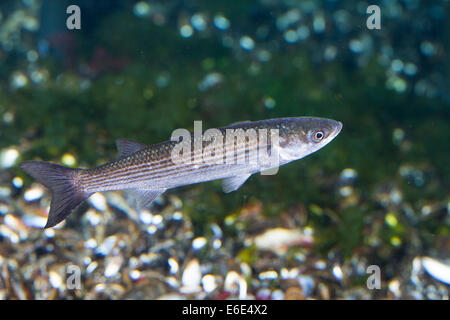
[129,189,166,209]
[222,174,251,193]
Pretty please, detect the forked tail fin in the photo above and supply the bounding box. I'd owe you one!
[19,161,93,228]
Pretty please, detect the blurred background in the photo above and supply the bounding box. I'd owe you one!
[0,0,448,299]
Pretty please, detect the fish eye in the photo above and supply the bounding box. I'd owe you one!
[312,130,324,142]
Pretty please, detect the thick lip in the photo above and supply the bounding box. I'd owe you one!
[329,121,343,140]
[336,121,343,133]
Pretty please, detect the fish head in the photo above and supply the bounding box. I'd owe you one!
[277,117,343,162]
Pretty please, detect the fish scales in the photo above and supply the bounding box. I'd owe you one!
[84,127,271,191]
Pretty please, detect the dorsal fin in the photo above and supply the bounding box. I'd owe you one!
[229,120,252,127]
[116,138,147,158]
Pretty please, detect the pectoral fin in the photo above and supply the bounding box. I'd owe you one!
[222,174,252,193]
[116,138,147,158]
[129,189,166,209]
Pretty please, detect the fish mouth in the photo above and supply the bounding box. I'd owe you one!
[329,120,343,140]
[336,121,343,134]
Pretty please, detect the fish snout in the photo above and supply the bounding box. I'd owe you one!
[329,120,343,139]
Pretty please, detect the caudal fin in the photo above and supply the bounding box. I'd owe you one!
[19,161,92,228]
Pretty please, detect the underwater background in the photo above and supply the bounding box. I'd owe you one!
[0,0,448,299]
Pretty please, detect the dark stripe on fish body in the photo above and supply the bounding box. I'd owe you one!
[83,138,263,191]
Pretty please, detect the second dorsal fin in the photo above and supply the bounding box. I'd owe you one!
[115,138,147,158]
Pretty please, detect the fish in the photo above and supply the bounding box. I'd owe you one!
[19,117,342,228]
